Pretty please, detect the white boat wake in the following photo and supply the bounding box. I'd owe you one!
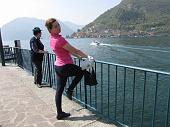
[91,43,170,53]
[90,40,101,46]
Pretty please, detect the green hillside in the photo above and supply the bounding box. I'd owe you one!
[80,0,170,36]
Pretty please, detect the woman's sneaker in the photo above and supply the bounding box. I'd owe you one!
[57,112,71,120]
[37,84,42,88]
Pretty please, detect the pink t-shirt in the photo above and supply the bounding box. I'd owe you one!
[50,33,73,66]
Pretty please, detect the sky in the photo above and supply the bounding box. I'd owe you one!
[0,0,121,27]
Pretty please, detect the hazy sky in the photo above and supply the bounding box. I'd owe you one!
[0,0,121,27]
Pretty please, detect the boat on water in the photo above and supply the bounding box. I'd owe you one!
[90,40,100,46]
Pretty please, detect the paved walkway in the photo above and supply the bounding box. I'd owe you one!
[0,64,117,127]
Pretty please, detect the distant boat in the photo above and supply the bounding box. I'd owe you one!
[90,40,100,46]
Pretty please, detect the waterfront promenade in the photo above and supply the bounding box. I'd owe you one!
[0,64,116,127]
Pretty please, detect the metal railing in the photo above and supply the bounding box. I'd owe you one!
[2,47,15,62]
[3,47,170,127]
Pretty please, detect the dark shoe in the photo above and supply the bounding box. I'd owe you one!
[66,89,73,100]
[57,112,71,120]
[37,84,42,88]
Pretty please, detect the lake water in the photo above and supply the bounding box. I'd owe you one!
[5,36,170,72]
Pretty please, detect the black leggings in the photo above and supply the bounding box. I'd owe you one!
[55,64,84,114]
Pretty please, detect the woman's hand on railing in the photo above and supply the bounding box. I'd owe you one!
[88,55,94,60]
[88,55,96,63]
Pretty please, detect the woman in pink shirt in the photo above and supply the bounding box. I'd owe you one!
[45,18,88,120]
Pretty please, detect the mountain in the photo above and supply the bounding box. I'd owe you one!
[63,21,84,32]
[79,0,170,36]
[1,17,74,41]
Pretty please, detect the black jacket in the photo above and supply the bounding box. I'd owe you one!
[30,37,44,62]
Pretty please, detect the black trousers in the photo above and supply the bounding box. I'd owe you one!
[33,60,43,85]
[55,64,84,114]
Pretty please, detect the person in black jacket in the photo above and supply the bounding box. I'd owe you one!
[30,27,47,88]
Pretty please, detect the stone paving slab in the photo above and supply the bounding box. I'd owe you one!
[0,64,117,127]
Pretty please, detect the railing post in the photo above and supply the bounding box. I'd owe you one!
[15,47,20,66]
[165,84,170,127]
[13,47,17,64]
[47,53,52,87]
[14,40,23,67]
[84,83,87,109]
[0,28,5,66]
